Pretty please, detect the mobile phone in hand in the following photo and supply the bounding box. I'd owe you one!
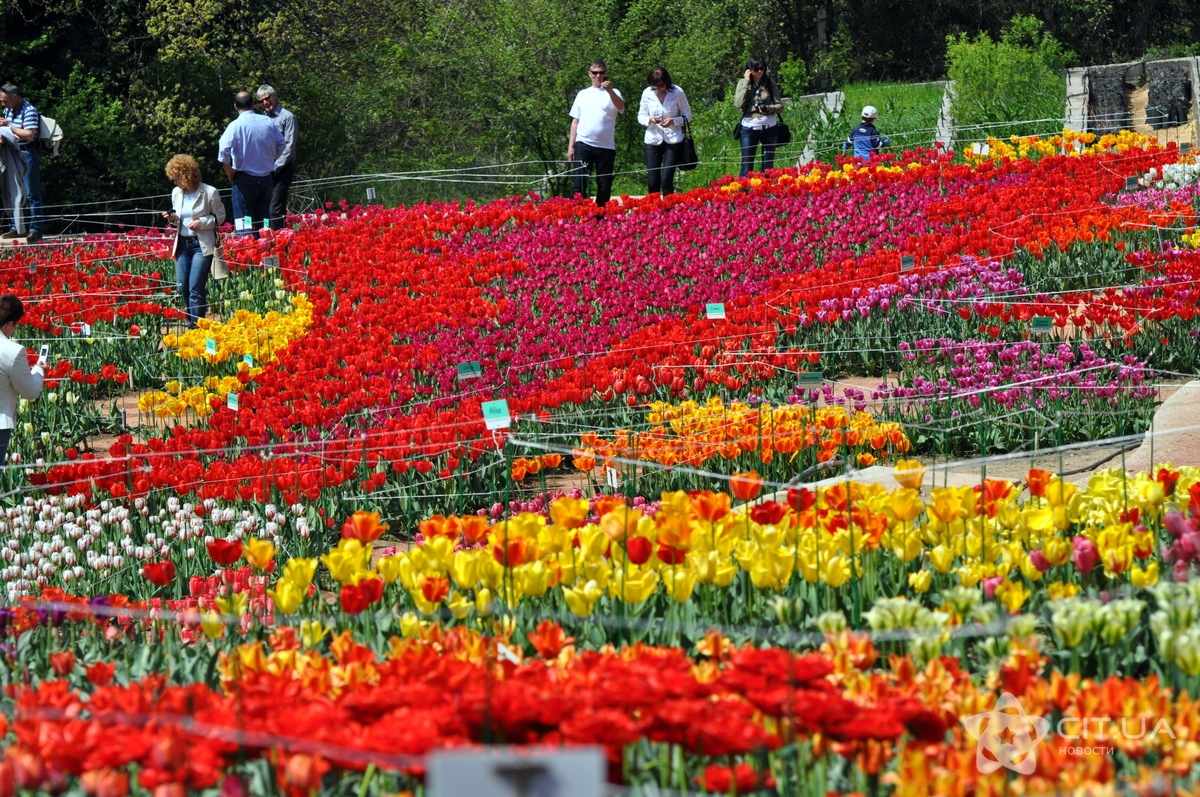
[37,345,48,366]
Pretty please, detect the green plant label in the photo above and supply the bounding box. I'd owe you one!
[900,255,915,272]
[1031,316,1053,333]
[28,262,35,274]
[481,399,511,430]
[243,354,254,366]
[206,338,217,355]
[1182,143,1192,155]
[456,361,482,380]
[242,216,253,229]
[227,392,239,411]
[705,302,726,320]
[797,371,824,385]
[1125,176,1139,191]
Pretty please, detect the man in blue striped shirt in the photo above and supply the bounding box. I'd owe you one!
[218,91,285,236]
[0,85,43,243]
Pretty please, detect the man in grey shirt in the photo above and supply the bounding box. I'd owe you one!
[257,85,297,230]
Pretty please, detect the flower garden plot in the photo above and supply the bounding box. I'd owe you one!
[3,131,1200,794]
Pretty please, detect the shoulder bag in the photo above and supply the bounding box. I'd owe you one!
[679,121,699,171]
[210,236,229,280]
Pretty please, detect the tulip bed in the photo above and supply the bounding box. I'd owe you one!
[4,130,1200,794]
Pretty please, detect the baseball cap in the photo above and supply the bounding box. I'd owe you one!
[862,105,878,120]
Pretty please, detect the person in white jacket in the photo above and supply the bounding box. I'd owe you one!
[637,66,692,196]
[163,154,227,327]
[0,294,45,468]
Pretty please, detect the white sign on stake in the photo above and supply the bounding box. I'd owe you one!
[605,466,620,489]
[481,399,511,431]
[227,392,239,411]
[234,217,246,232]
[366,187,377,201]
[705,302,726,320]
[428,747,605,797]
[206,338,217,356]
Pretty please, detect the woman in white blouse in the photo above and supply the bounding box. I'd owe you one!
[163,154,226,327]
[637,66,692,196]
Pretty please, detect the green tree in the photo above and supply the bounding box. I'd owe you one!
[947,14,1072,142]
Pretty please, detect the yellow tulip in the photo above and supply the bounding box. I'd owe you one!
[321,538,371,586]
[822,555,853,588]
[448,551,478,590]
[662,566,698,603]
[1131,562,1158,589]
[908,570,932,594]
[268,578,306,615]
[608,567,658,603]
[201,610,225,640]
[929,488,963,524]
[888,488,925,523]
[995,580,1030,614]
[1047,581,1080,601]
[1045,478,1076,507]
[447,591,473,620]
[564,580,604,617]
[893,459,926,490]
[400,612,423,638]
[1019,554,1043,582]
[300,619,330,648]
[475,588,494,616]
[1042,536,1070,566]
[281,557,317,592]
[215,590,249,618]
[244,537,276,571]
[929,545,956,574]
[550,496,590,528]
[377,554,405,585]
[888,527,924,563]
[516,560,552,597]
[958,564,982,588]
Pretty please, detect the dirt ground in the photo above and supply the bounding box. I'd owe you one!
[1128,84,1197,148]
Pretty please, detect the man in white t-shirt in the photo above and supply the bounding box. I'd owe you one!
[567,61,625,208]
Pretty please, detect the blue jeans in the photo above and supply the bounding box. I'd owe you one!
[739,125,780,177]
[175,237,212,326]
[12,145,41,233]
[230,173,273,235]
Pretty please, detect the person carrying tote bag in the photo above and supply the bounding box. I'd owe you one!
[163,154,227,327]
[637,66,693,195]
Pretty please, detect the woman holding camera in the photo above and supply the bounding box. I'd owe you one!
[163,154,226,327]
[734,56,784,177]
[637,66,692,196]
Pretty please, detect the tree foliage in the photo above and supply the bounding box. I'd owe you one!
[1,0,1197,214]
[946,15,1071,141]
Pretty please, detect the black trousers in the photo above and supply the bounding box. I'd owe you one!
[645,141,684,195]
[270,160,296,229]
[571,142,616,207]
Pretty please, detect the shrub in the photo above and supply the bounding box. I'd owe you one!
[946,15,1072,144]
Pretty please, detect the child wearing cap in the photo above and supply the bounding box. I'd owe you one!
[843,106,889,160]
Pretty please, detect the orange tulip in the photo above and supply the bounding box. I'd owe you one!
[342,511,388,543]
[729,471,764,502]
[690,490,731,521]
[1027,468,1052,498]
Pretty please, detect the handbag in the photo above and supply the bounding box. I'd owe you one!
[775,121,792,146]
[732,121,743,141]
[679,121,699,172]
[210,236,230,280]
